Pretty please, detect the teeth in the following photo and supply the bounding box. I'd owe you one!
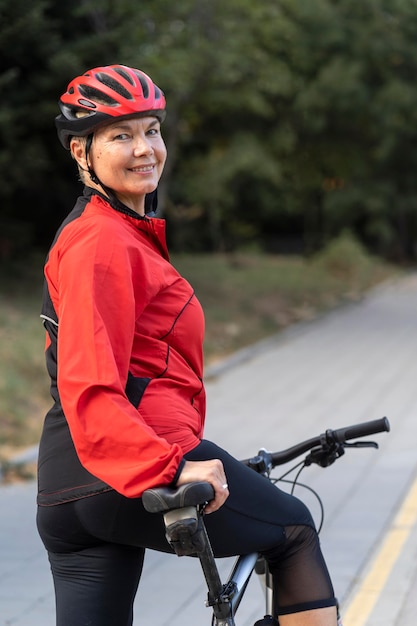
[131,165,154,172]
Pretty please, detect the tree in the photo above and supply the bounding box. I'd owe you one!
[2,0,417,260]
[0,0,58,255]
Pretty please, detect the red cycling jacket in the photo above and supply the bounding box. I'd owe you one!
[37,188,205,505]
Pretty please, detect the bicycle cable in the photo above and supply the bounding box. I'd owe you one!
[271,462,325,533]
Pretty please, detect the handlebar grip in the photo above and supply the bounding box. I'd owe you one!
[331,417,390,444]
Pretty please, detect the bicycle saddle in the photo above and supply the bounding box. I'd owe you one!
[142,481,214,513]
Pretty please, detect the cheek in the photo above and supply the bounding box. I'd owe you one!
[90,149,103,168]
[159,146,167,169]
[93,149,120,174]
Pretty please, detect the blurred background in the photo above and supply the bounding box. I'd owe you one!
[1,0,416,465]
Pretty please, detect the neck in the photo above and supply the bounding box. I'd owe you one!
[85,179,145,216]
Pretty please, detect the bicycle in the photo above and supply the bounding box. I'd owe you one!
[143,416,390,626]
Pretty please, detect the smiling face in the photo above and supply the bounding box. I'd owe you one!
[71,116,167,215]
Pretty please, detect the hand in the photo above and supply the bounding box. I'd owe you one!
[176,459,229,514]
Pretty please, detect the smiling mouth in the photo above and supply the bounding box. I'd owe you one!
[130,165,155,173]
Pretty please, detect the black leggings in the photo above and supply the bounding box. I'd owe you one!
[37,440,336,625]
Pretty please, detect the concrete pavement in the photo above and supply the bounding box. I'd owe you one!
[2,273,417,625]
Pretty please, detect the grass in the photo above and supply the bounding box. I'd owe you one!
[0,257,49,456]
[0,233,400,458]
[173,233,398,362]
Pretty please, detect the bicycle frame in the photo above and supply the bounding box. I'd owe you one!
[155,496,263,626]
[206,552,266,626]
[142,417,390,626]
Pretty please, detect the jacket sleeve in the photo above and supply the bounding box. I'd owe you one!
[48,214,184,497]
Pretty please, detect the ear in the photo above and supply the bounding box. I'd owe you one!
[70,137,88,171]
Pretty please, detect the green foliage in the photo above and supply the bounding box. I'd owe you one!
[2,0,417,258]
[311,230,378,290]
[0,256,48,448]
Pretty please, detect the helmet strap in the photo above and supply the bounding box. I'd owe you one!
[84,134,100,185]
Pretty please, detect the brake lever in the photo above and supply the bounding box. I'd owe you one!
[305,439,379,468]
[344,440,379,450]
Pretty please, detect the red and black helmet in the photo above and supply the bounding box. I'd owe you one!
[55,64,166,149]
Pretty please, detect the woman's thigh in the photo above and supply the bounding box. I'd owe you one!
[185,440,314,557]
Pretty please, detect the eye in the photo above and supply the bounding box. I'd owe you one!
[113,132,130,140]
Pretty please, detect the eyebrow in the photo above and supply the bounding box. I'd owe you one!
[108,118,160,132]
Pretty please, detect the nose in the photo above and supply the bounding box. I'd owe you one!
[133,135,153,157]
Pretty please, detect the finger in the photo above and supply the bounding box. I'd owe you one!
[205,480,229,514]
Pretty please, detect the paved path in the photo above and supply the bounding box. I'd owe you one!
[2,274,417,625]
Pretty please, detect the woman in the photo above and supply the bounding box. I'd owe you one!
[37,64,339,626]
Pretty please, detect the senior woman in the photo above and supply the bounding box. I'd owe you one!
[37,64,339,626]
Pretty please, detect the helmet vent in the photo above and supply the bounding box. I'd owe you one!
[133,71,150,98]
[79,85,120,107]
[95,73,133,100]
[113,67,135,86]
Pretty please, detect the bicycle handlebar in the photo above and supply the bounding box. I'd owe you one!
[242,417,390,469]
[143,418,390,514]
[330,416,390,443]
